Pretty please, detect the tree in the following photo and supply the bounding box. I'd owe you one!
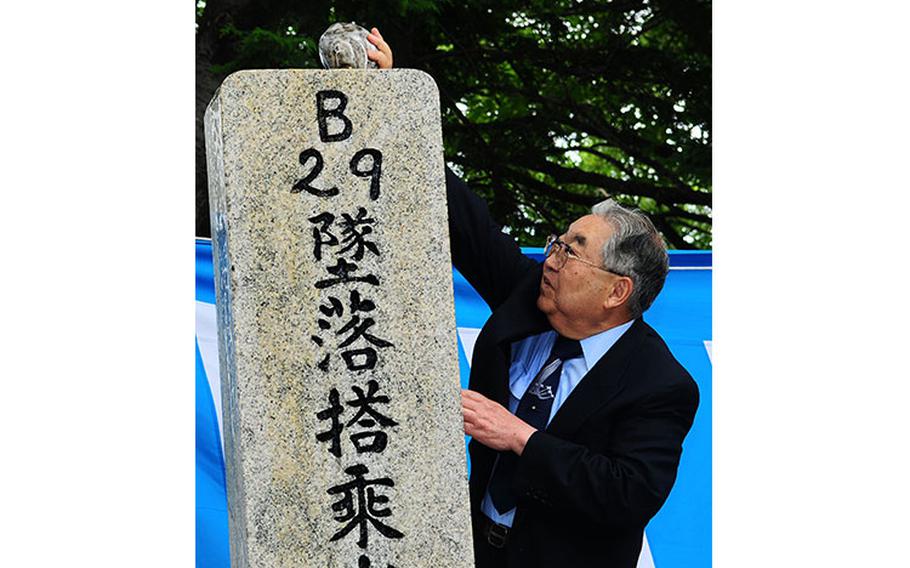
[196,0,711,248]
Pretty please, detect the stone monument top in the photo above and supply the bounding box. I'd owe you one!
[319,22,379,70]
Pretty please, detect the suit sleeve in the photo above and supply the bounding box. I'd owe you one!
[512,380,699,528]
[445,166,536,310]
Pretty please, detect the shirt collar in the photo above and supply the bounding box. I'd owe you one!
[579,319,635,370]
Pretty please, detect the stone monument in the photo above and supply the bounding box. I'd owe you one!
[204,68,474,567]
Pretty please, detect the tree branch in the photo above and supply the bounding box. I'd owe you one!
[512,155,711,206]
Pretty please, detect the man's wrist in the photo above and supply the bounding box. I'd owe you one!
[512,423,537,456]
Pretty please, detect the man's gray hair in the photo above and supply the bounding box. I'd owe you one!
[591,199,669,318]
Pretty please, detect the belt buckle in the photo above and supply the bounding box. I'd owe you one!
[486,522,509,549]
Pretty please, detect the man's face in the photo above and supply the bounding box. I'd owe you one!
[537,214,620,334]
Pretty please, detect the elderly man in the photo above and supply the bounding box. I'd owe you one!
[368,30,699,568]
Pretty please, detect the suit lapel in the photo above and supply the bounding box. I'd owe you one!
[545,318,648,438]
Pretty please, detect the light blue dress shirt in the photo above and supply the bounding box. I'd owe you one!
[480,320,635,527]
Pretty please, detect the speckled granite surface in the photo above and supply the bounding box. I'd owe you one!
[205,69,473,568]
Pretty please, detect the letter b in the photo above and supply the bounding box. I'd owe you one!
[316,90,353,142]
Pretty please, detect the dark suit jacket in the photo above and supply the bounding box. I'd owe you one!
[445,168,699,568]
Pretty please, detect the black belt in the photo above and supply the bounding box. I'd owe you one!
[480,515,511,549]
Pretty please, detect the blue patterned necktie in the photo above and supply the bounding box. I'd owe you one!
[487,335,583,514]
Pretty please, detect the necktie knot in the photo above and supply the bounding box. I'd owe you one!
[550,335,582,362]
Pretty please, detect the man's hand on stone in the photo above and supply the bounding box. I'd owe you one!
[462,389,536,455]
[367,28,393,69]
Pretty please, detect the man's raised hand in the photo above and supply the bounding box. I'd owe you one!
[366,28,393,69]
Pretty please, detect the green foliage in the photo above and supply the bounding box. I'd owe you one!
[212,25,317,75]
[197,0,711,248]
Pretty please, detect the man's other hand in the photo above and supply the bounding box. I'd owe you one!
[366,27,393,69]
[462,389,536,455]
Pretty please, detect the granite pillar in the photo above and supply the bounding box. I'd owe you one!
[204,69,473,568]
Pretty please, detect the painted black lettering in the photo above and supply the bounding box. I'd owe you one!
[327,464,404,548]
[316,90,353,142]
[292,148,339,197]
[350,149,383,200]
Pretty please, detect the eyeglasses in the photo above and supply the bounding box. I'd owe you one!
[543,235,628,277]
